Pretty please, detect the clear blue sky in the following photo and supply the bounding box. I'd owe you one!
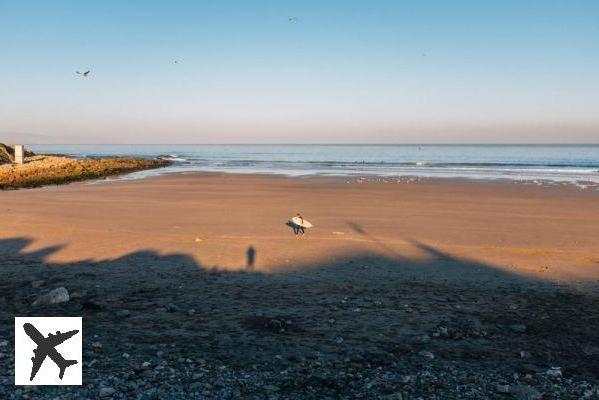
[1,0,598,143]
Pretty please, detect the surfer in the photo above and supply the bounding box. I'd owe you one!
[294,213,305,236]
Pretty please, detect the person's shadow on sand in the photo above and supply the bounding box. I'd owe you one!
[246,245,256,269]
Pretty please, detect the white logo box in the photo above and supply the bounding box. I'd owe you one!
[14,317,82,386]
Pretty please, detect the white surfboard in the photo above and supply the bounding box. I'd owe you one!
[290,216,313,228]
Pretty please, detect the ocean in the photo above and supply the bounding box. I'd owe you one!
[30,144,599,185]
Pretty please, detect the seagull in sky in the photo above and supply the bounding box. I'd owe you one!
[75,70,90,77]
[288,16,298,23]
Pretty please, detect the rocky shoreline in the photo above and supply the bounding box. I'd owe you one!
[0,154,170,189]
[1,248,597,399]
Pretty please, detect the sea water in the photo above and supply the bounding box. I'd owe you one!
[30,144,599,185]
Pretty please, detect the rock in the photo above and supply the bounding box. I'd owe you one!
[519,351,531,359]
[70,291,83,299]
[122,353,130,359]
[334,336,344,344]
[510,324,527,333]
[115,310,131,317]
[166,304,180,313]
[511,385,542,400]
[30,280,45,288]
[91,341,103,349]
[99,387,116,397]
[32,287,69,306]
[545,367,562,378]
[412,334,431,345]
[496,384,510,393]
[263,385,280,392]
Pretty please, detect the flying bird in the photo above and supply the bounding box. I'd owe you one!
[288,16,298,23]
[75,70,90,77]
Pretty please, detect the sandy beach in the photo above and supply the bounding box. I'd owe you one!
[1,173,598,398]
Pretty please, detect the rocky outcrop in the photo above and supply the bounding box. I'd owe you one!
[0,143,34,164]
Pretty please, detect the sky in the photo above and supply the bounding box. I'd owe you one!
[1,0,598,144]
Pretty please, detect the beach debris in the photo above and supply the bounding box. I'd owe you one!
[332,231,345,235]
[91,341,103,349]
[195,237,204,242]
[510,324,527,333]
[538,265,549,273]
[32,287,70,306]
[419,351,435,360]
[122,352,130,359]
[334,336,344,344]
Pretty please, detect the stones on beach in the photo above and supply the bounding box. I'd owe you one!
[99,387,116,397]
[418,351,435,360]
[510,385,542,400]
[496,384,510,393]
[166,304,180,313]
[510,324,527,333]
[546,367,562,378]
[30,280,45,288]
[411,334,431,345]
[32,287,69,306]
[115,309,132,317]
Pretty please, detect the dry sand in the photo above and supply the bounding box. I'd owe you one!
[1,173,598,398]
[1,173,598,285]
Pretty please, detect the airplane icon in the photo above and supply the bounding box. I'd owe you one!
[23,323,79,381]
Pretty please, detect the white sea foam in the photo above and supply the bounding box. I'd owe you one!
[31,144,599,186]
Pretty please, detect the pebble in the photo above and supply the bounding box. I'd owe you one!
[116,310,131,317]
[30,280,45,288]
[99,387,116,397]
[32,287,70,306]
[496,384,510,393]
[412,334,431,345]
[511,385,542,400]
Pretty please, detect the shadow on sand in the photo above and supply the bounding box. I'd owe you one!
[1,236,598,397]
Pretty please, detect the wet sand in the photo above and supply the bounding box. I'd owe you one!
[1,173,598,398]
